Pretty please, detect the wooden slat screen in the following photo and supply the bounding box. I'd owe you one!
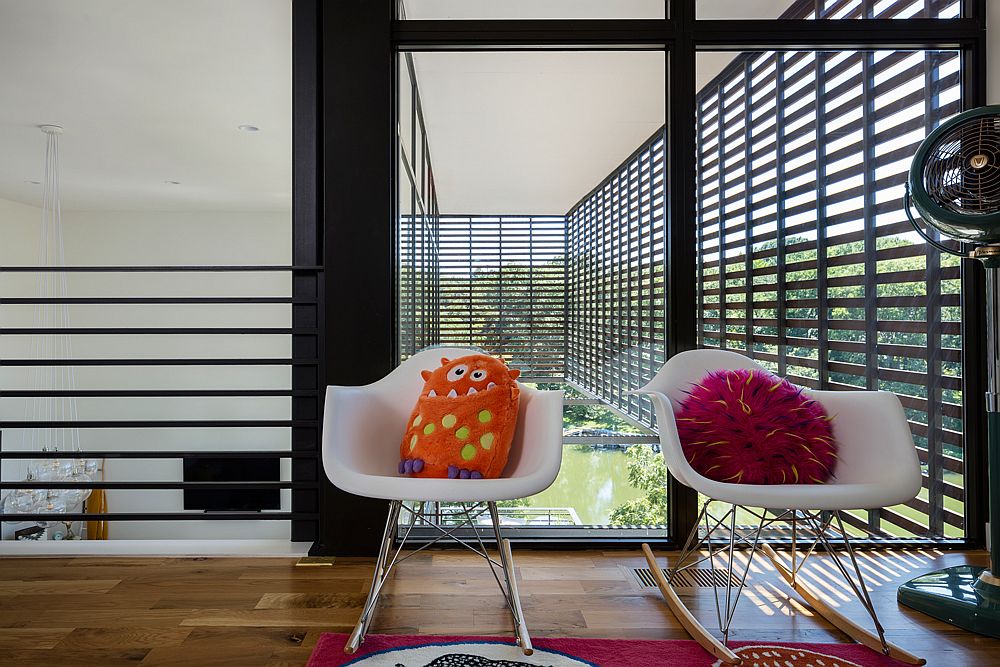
[436,215,566,380]
[399,210,440,358]
[778,0,958,18]
[566,131,667,427]
[696,42,965,538]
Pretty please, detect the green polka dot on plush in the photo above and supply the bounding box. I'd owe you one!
[423,423,435,435]
[478,410,492,423]
[480,432,495,450]
[455,426,470,440]
[442,414,457,428]
[409,435,417,451]
[461,444,477,461]
[412,414,422,427]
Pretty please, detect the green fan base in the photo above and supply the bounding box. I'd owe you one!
[898,565,1000,639]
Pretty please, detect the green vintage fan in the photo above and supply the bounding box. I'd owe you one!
[898,104,1000,637]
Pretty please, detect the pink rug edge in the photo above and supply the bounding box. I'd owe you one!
[306,632,912,667]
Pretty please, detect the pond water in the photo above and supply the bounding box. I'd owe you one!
[521,446,648,525]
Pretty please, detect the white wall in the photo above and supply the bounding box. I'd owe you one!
[991,0,1000,103]
[0,198,293,540]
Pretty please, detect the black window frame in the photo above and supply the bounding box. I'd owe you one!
[312,0,989,555]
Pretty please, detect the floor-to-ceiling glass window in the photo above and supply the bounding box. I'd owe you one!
[395,49,669,538]
[384,0,986,548]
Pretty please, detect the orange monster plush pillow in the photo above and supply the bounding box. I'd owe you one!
[399,354,521,479]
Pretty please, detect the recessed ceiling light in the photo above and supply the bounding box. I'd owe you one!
[238,124,260,133]
[165,180,181,185]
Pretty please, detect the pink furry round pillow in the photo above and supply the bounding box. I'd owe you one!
[675,369,837,485]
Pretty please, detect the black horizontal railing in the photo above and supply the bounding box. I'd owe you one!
[0,390,314,397]
[2,328,308,335]
[0,297,307,304]
[0,451,319,521]
[1,481,315,489]
[0,265,322,272]
[0,358,318,366]
[0,513,317,522]
[0,263,323,536]
[0,420,317,428]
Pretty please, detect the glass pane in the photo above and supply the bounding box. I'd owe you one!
[399,0,666,20]
[695,49,965,541]
[524,443,664,527]
[697,0,961,19]
[395,50,667,537]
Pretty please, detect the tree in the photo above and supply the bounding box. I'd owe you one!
[608,445,667,526]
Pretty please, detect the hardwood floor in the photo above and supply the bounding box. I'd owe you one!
[0,548,995,665]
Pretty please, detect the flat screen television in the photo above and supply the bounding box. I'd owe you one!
[183,457,280,511]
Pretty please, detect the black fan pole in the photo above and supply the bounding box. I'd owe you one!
[899,246,1000,636]
[897,104,1000,637]
[985,253,1000,581]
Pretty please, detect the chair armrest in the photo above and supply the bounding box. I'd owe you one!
[807,389,921,489]
[322,385,406,483]
[629,388,699,489]
[507,388,564,477]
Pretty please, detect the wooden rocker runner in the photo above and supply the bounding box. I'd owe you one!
[632,350,927,666]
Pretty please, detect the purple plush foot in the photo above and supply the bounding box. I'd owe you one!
[403,459,414,474]
[447,465,459,479]
[459,469,471,479]
[470,471,483,479]
[398,461,406,475]
[412,459,424,473]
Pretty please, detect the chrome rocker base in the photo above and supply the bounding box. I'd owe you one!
[643,502,925,666]
[345,500,532,656]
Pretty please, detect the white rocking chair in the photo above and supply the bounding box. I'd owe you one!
[634,349,925,666]
[321,347,564,655]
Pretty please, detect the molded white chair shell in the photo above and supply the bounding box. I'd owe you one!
[322,346,564,503]
[636,349,927,666]
[632,348,922,511]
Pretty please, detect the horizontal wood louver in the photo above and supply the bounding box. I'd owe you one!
[566,130,667,428]
[784,0,959,18]
[696,39,964,539]
[435,215,566,380]
[399,210,440,359]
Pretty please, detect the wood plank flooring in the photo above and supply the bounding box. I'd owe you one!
[0,548,995,665]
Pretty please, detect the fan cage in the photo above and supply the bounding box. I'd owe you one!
[922,115,1000,216]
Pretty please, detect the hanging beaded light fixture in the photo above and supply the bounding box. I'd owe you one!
[3,125,100,539]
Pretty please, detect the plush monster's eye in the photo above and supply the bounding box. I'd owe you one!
[470,369,487,382]
[447,365,469,382]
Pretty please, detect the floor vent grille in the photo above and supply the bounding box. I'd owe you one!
[632,567,740,588]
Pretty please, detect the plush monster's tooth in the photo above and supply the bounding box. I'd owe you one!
[470,471,483,479]
[428,389,437,397]
[412,459,424,473]
[447,388,458,398]
[459,469,471,479]
[486,382,496,390]
[403,459,414,474]
[447,465,459,479]
[467,386,477,395]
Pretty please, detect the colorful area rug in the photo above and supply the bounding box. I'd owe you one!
[307,633,911,667]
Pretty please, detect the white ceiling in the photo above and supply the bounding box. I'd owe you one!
[413,51,666,214]
[405,1,795,214]
[8,0,948,217]
[401,1,665,20]
[401,0,788,20]
[0,0,291,212]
